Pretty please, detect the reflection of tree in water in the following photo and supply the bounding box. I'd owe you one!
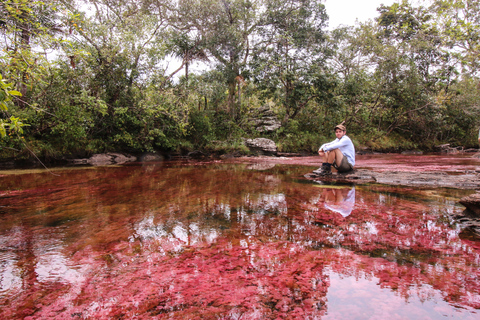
[1,164,479,318]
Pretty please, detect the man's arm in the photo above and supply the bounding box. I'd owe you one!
[322,138,349,152]
[319,140,335,152]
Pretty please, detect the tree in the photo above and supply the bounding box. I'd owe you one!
[426,0,480,144]
[250,0,329,124]
[60,0,173,102]
[0,0,62,107]
[325,26,376,130]
[363,1,449,142]
[167,31,208,83]
[176,0,260,117]
[428,0,480,76]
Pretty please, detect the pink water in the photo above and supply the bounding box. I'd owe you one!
[0,155,479,319]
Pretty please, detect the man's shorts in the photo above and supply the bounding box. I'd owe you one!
[333,155,353,173]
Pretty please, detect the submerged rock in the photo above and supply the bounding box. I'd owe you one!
[140,153,164,162]
[401,150,423,155]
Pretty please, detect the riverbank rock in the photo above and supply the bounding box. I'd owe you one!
[435,143,466,154]
[71,153,137,166]
[305,168,480,190]
[244,138,278,155]
[459,193,480,216]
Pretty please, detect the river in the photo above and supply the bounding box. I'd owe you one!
[0,154,479,319]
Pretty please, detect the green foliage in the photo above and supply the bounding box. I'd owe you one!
[429,0,480,75]
[204,138,250,155]
[354,128,418,152]
[250,0,330,123]
[277,131,324,153]
[1,0,480,162]
[0,74,25,138]
[187,110,215,147]
[0,0,63,99]
[210,110,245,141]
[0,75,22,112]
[274,118,324,153]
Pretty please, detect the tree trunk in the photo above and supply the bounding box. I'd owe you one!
[237,81,241,108]
[228,81,236,118]
[17,23,31,108]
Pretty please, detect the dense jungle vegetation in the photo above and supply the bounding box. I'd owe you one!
[1,0,479,162]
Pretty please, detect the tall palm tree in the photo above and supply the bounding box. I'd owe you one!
[169,32,209,83]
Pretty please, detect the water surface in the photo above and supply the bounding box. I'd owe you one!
[0,161,479,319]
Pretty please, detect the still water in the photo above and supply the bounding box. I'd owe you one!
[0,161,479,319]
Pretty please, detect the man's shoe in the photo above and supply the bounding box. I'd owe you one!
[317,163,332,176]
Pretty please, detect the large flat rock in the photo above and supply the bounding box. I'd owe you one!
[305,168,480,190]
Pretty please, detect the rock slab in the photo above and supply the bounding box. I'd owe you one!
[248,105,281,133]
[459,193,480,216]
[305,168,480,190]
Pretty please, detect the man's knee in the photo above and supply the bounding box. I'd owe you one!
[333,149,344,160]
[334,148,343,155]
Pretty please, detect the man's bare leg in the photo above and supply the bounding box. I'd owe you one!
[328,149,344,166]
[316,149,345,175]
[320,149,343,166]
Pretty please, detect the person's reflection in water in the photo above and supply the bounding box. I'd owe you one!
[320,185,355,217]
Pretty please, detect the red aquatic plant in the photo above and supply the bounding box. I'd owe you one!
[1,161,479,319]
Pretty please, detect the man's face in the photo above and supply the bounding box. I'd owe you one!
[335,129,346,139]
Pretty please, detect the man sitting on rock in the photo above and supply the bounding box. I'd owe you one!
[316,124,355,176]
